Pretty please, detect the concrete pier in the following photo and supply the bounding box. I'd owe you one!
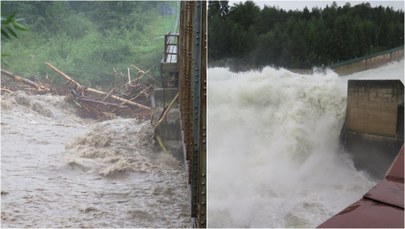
[151,88,183,161]
[341,80,404,179]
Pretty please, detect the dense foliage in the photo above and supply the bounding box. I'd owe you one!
[208,1,404,69]
[1,1,178,87]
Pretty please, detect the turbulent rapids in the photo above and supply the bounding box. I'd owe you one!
[207,60,403,227]
[1,91,190,227]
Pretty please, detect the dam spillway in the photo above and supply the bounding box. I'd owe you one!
[207,60,404,227]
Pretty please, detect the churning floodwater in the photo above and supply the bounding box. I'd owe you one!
[1,91,190,227]
[207,60,404,227]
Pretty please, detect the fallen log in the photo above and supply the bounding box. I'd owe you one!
[1,88,13,93]
[111,85,153,113]
[1,69,49,91]
[45,62,151,111]
[85,84,151,111]
[76,96,129,109]
[44,62,82,89]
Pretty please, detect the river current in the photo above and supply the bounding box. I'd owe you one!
[1,91,190,227]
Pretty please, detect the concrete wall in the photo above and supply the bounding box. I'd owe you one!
[346,80,404,137]
[342,131,403,179]
[152,88,178,107]
[287,48,404,76]
[342,80,404,179]
[333,48,404,76]
[151,87,183,161]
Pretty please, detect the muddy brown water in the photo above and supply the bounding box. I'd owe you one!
[1,91,190,228]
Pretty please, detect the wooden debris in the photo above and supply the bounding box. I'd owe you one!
[1,88,13,94]
[67,92,131,120]
[45,62,151,111]
[102,88,115,101]
[1,63,155,121]
[44,63,82,89]
[75,96,129,109]
[123,85,153,105]
[131,64,160,84]
[86,87,151,110]
[1,69,50,92]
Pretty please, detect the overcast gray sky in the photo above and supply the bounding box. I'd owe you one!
[228,1,404,11]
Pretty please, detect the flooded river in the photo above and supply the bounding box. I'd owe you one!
[1,91,190,227]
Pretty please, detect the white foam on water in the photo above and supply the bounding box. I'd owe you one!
[1,92,190,227]
[207,60,403,227]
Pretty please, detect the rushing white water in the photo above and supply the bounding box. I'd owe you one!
[1,91,190,227]
[207,60,403,227]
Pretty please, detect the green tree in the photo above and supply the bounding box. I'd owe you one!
[209,0,404,68]
[1,13,27,39]
[1,1,176,87]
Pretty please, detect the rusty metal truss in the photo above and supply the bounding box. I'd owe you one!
[178,1,207,228]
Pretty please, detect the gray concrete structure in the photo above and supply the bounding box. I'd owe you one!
[341,80,404,179]
[288,47,404,76]
[333,48,404,76]
[151,88,183,161]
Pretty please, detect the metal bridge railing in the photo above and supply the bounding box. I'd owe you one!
[163,33,179,64]
[329,45,404,69]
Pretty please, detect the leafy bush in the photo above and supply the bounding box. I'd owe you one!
[1,1,178,88]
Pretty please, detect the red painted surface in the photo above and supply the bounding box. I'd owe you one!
[385,145,404,181]
[318,145,404,228]
[365,179,403,209]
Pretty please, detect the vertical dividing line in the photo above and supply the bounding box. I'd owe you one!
[178,1,206,227]
[198,2,207,227]
[191,0,200,220]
